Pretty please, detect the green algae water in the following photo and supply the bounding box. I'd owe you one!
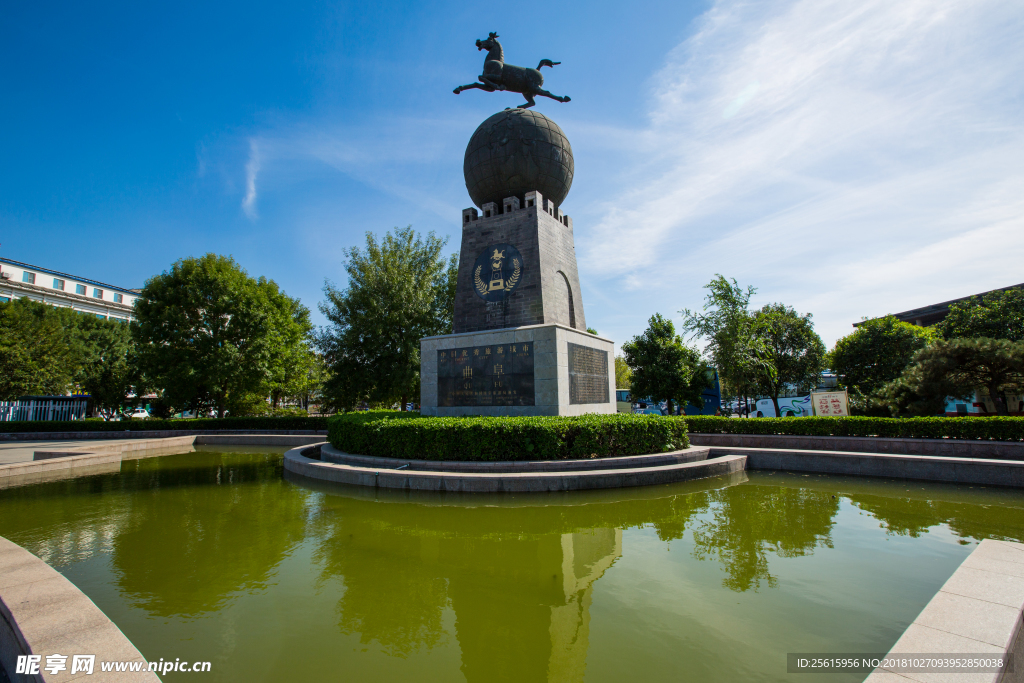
[2,449,1024,682]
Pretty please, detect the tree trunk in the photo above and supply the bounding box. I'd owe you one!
[988,385,1008,416]
[400,395,408,411]
[666,398,674,415]
[771,393,781,419]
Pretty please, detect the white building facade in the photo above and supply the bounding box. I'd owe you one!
[0,257,139,321]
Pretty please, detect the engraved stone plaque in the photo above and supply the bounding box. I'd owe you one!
[568,343,609,405]
[437,343,535,407]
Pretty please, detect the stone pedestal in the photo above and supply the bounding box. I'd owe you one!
[420,110,612,417]
[420,324,615,417]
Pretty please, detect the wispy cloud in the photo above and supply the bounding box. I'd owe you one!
[583,0,1024,345]
[232,114,478,227]
[242,139,261,220]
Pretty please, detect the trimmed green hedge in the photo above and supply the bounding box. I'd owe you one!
[327,412,689,461]
[0,415,332,433]
[686,416,1024,441]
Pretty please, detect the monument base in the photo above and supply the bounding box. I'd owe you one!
[420,324,616,417]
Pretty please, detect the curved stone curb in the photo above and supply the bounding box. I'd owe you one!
[0,536,159,682]
[320,443,711,473]
[284,444,746,492]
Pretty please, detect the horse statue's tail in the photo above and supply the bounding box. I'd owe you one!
[537,59,561,69]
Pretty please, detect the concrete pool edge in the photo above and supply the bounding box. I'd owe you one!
[865,539,1024,683]
[0,536,159,682]
[285,444,746,492]
[0,435,325,490]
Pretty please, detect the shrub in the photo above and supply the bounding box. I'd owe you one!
[327,412,689,461]
[0,415,332,433]
[685,415,1024,441]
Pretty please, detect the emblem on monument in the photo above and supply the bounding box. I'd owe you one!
[472,244,522,301]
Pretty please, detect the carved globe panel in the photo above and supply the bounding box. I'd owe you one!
[464,109,574,209]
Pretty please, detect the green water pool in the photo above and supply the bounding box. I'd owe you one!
[1,449,1023,682]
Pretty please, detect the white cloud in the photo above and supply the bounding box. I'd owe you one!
[582,0,1024,346]
[242,139,261,220]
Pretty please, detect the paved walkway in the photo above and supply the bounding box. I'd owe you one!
[0,440,127,465]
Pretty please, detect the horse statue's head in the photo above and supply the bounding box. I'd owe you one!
[475,32,501,55]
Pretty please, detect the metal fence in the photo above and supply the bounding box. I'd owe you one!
[0,399,89,422]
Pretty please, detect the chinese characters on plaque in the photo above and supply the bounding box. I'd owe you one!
[811,391,850,417]
[568,343,610,405]
[437,343,534,406]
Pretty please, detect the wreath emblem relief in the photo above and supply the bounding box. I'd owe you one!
[505,258,520,291]
[474,266,488,296]
[472,244,523,300]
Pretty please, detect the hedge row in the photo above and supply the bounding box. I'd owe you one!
[0,415,332,433]
[686,416,1024,441]
[327,412,689,461]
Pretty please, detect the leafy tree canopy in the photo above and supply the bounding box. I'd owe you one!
[830,315,937,400]
[751,303,826,418]
[879,338,1024,416]
[318,226,456,411]
[937,289,1024,341]
[0,298,136,413]
[681,275,766,401]
[622,314,710,413]
[133,253,311,417]
[0,298,79,399]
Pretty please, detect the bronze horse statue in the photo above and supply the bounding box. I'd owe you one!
[454,33,570,109]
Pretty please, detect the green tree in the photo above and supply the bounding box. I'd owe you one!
[74,316,138,416]
[0,299,141,415]
[0,298,78,398]
[751,303,826,418]
[318,227,456,411]
[880,338,1024,416]
[937,289,1024,341]
[133,254,311,418]
[681,275,767,409]
[614,355,631,390]
[830,316,937,411]
[622,314,710,413]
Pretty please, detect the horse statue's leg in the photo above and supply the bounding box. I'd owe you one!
[534,88,570,103]
[479,74,504,91]
[454,82,494,94]
[518,93,537,109]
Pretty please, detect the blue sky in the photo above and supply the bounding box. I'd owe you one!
[3,0,1023,350]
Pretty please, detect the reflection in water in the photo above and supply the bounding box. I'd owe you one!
[1,455,1024,682]
[308,487,624,681]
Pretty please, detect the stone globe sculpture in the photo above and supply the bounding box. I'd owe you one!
[464,108,574,210]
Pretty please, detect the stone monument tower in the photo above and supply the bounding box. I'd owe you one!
[419,36,615,417]
[419,111,615,417]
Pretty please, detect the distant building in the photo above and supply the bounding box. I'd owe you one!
[855,282,1024,328]
[0,257,139,321]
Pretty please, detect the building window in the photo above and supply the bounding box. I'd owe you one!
[93,288,103,299]
[76,284,86,295]
[113,292,123,303]
[0,296,9,303]
[95,313,106,319]
[53,278,65,290]
[22,272,36,284]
